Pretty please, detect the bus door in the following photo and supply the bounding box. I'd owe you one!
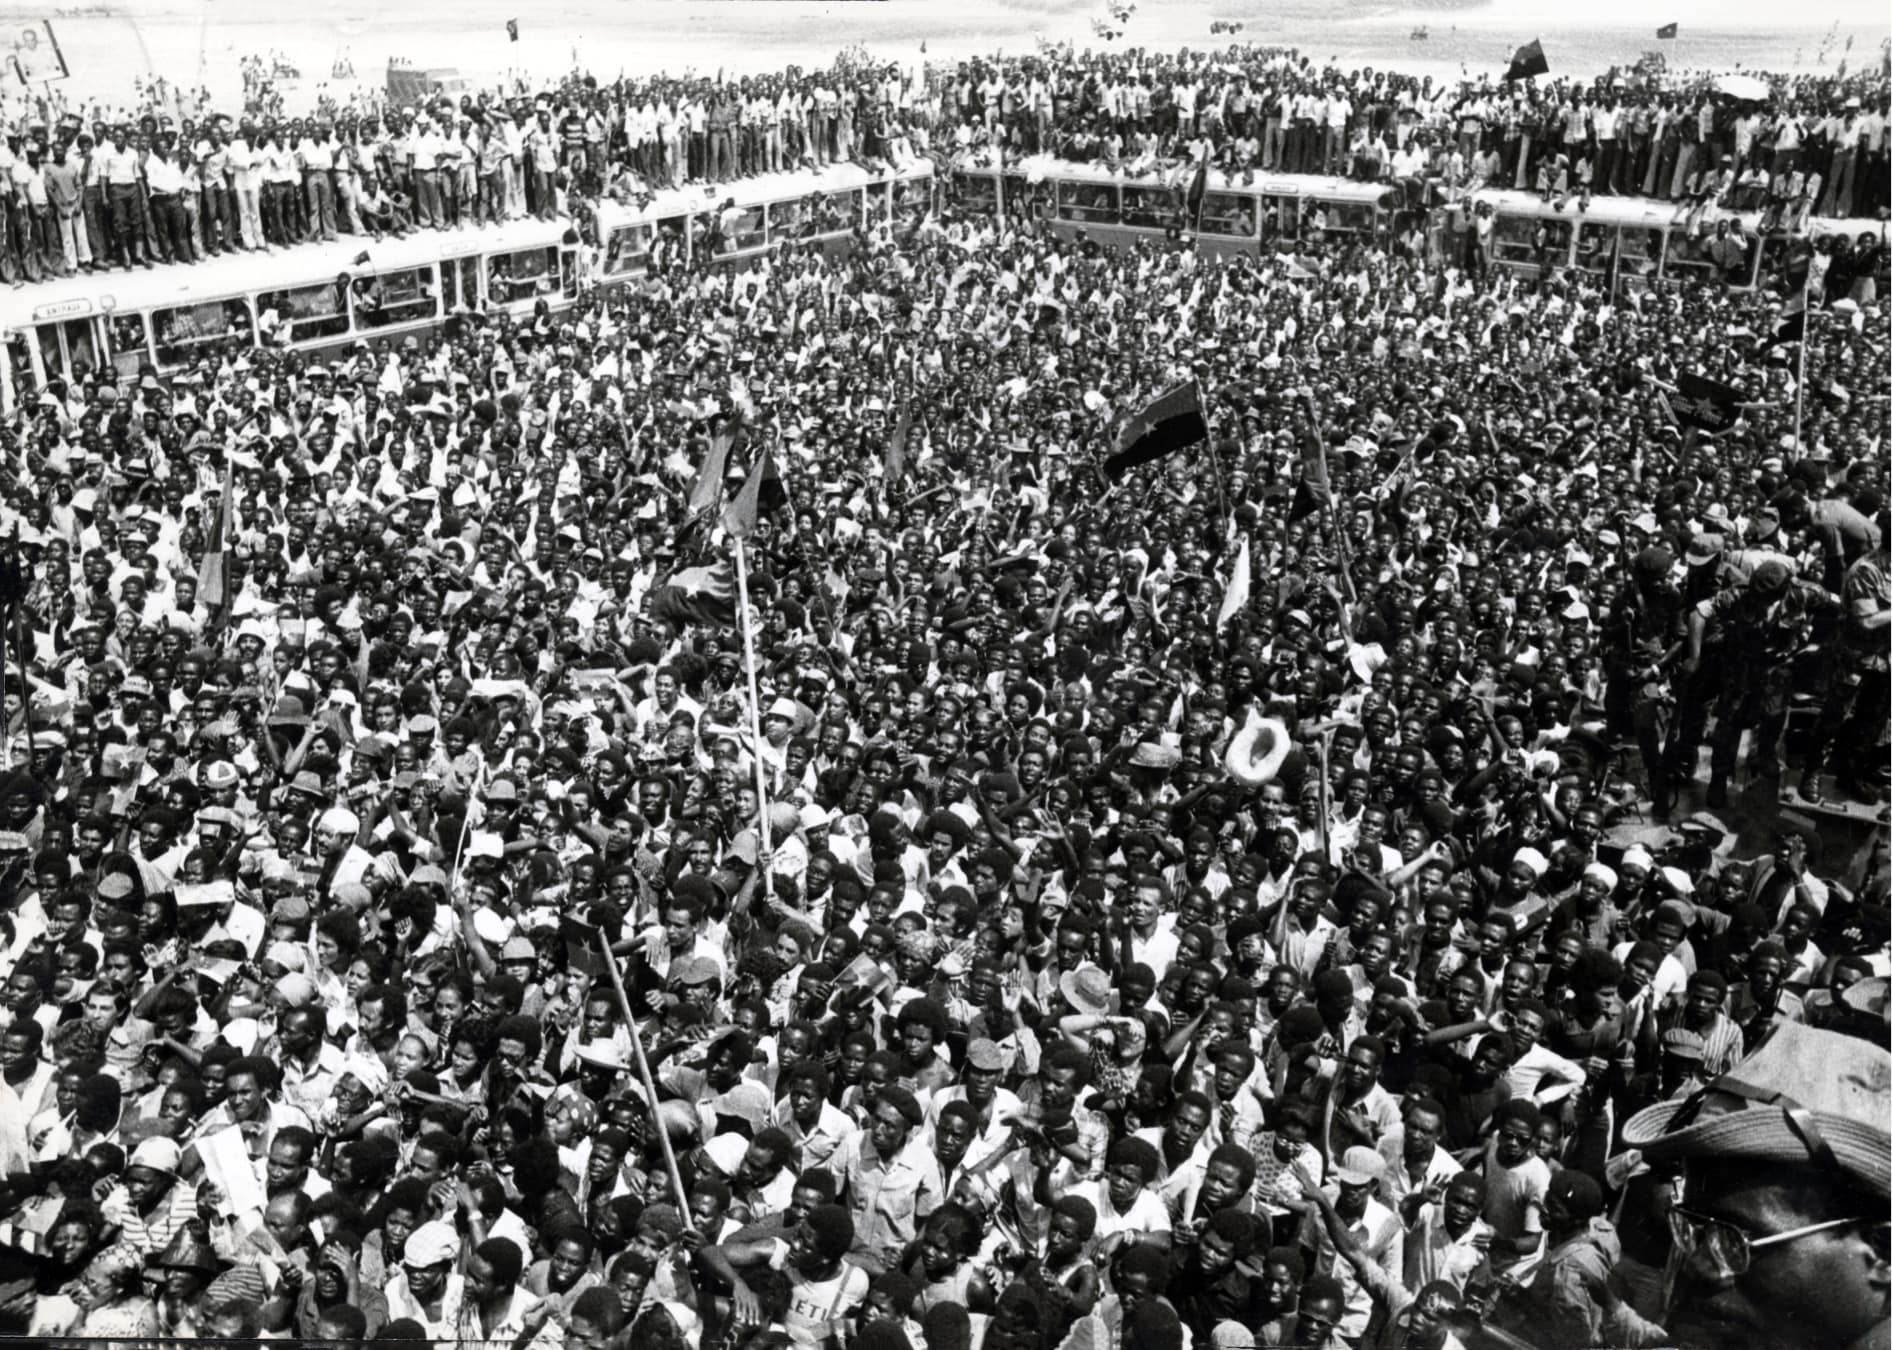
[2,331,32,413]
[31,310,112,389]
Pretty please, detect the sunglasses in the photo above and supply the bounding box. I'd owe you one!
[1666,1205,1865,1281]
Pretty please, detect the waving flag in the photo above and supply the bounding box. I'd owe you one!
[197,461,235,609]
[1103,381,1208,481]
[688,425,733,517]
[1504,39,1549,82]
[649,561,737,628]
[1671,371,1743,432]
[1217,535,1251,629]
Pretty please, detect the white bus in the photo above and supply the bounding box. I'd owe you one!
[588,158,936,289]
[949,154,1403,255]
[1473,185,1885,292]
[0,159,937,413]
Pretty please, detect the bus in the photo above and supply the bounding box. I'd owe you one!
[588,158,936,289]
[1472,185,1884,292]
[0,214,578,414]
[948,153,1403,255]
[0,159,936,413]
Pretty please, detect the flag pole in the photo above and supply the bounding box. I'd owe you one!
[993,141,1005,237]
[1197,377,1229,524]
[731,534,775,906]
[1791,310,1809,463]
[595,931,693,1219]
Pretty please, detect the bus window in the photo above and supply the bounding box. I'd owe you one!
[1057,180,1119,224]
[36,318,103,383]
[1261,193,1301,241]
[955,172,997,213]
[6,332,35,408]
[810,190,857,234]
[866,179,890,221]
[350,265,438,330]
[440,257,480,310]
[890,178,930,236]
[1199,191,1255,238]
[151,300,252,367]
[109,313,149,378]
[1661,228,1718,284]
[1322,201,1379,235]
[1574,222,1612,272]
[1489,213,1560,264]
[1757,233,1799,290]
[603,224,652,276]
[770,196,809,242]
[486,247,561,306]
[1118,184,1170,229]
[256,282,348,346]
[716,203,765,254]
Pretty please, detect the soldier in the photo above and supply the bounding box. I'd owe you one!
[1683,559,1841,808]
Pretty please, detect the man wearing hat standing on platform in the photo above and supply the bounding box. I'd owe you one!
[1684,558,1841,808]
[1611,1022,1890,1350]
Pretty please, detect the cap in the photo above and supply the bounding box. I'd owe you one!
[668,956,721,986]
[965,1038,1005,1072]
[129,1136,182,1175]
[403,1219,462,1267]
[1333,1145,1387,1187]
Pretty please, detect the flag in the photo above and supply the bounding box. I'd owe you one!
[1288,427,1333,523]
[722,448,779,540]
[884,405,911,486]
[1217,535,1251,629]
[1103,381,1209,481]
[1183,153,1209,223]
[649,561,737,627]
[688,426,733,517]
[1504,38,1549,82]
[1655,22,1678,38]
[1671,371,1743,432]
[197,461,235,608]
[506,18,519,40]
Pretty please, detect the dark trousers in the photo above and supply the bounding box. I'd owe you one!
[106,181,146,263]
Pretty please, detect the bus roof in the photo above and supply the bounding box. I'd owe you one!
[0,216,570,331]
[985,154,1395,204]
[595,159,933,231]
[1470,187,1883,241]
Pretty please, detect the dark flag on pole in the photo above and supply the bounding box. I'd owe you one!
[506,18,519,40]
[1183,153,1209,224]
[1103,381,1209,481]
[688,425,733,518]
[1504,39,1550,82]
[722,449,784,540]
[1655,22,1678,39]
[1671,371,1743,432]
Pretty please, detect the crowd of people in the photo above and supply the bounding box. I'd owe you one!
[0,34,1887,1350]
[0,42,1886,285]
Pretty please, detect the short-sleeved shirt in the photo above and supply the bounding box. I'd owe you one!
[768,1239,870,1346]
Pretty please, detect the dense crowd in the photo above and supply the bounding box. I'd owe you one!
[0,42,1887,286]
[0,42,1886,1350]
